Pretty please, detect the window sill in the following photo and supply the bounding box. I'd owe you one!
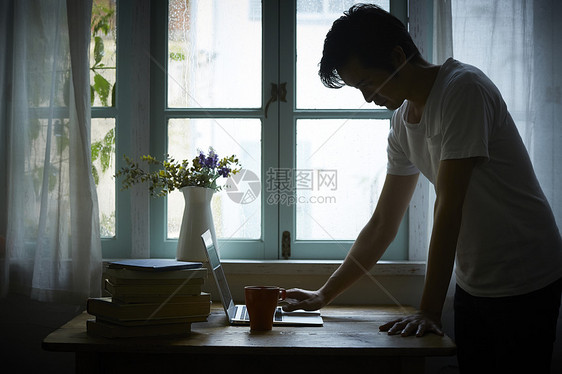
[221,260,425,276]
[101,259,426,277]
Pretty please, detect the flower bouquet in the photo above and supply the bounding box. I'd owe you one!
[114,147,241,196]
[115,147,242,261]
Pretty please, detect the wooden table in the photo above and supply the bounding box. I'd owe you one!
[43,304,456,374]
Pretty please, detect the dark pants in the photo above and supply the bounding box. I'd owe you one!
[454,278,562,374]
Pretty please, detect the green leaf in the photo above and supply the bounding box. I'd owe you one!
[91,141,101,161]
[100,146,111,172]
[93,73,111,106]
[111,82,116,107]
[92,165,100,185]
[94,36,105,65]
[90,85,95,105]
[91,5,115,36]
[103,127,115,145]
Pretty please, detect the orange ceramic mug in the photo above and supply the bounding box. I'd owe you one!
[244,286,287,331]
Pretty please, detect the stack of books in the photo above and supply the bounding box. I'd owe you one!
[86,259,211,338]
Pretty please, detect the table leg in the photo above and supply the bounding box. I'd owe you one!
[75,352,100,374]
[400,356,425,374]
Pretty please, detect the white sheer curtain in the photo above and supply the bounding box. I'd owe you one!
[0,0,102,305]
[450,0,561,226]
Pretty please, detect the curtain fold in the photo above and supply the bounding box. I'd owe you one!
[0,0,101,305]
[433,0,453,64]
[529,0,562,226]
[450,0,561,226]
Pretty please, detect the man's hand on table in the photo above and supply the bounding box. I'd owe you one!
[282,289,444,338]
[281,288,327,312]
[379,311,444,337]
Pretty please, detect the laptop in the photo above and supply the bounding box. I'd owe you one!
[201,230,323,326]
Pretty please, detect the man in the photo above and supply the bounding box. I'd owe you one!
[283,4,562,373]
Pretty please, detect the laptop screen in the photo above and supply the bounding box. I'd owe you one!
[201,229,323,326]
[201,230,236,317]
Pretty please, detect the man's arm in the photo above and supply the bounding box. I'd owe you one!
[283,173,419,312]
[380,158,477,337]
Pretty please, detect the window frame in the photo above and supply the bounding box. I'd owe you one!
[99,0,427,262]
[97,0,153,259]
[278,0,409,260]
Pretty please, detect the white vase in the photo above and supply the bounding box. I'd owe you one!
[176,186,217,262]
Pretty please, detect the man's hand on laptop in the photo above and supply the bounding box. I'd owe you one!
[282,288,326,312]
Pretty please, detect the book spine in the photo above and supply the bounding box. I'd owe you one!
[104,275,205,286]
[95,315,208,326]
[86,319,192,338]
[87,298,211,320]
[104,279,203,296]
[103,267,207,280]
[111,293,210,304]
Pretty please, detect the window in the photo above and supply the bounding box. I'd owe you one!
[98,0,410,260]
[90,0,117,239]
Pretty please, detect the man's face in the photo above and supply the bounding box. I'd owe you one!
[337,57,406,110]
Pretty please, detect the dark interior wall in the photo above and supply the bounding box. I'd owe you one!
[0,294,82,374]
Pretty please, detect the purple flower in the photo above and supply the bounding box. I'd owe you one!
[198,152,206,165]
[218,167,230,177]
[205,151,219,168]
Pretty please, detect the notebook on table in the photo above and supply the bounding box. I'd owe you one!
[107,258,202,271]
[200,230,323,326]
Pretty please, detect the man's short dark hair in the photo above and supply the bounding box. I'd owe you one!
[319,3,421,88]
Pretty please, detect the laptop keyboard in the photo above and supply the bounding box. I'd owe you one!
[274,307,283,321]
[240,306,283,322]
[241,305,249,321]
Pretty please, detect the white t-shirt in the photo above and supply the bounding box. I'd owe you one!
[387,58,562,297]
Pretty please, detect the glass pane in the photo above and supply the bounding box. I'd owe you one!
[91,118,116,238]
[296,119,389,240]
[90,0,117,107]
[167,118,261,239]
[451,0,531,134]
[296,0,390,109]
[168,0,262,108]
